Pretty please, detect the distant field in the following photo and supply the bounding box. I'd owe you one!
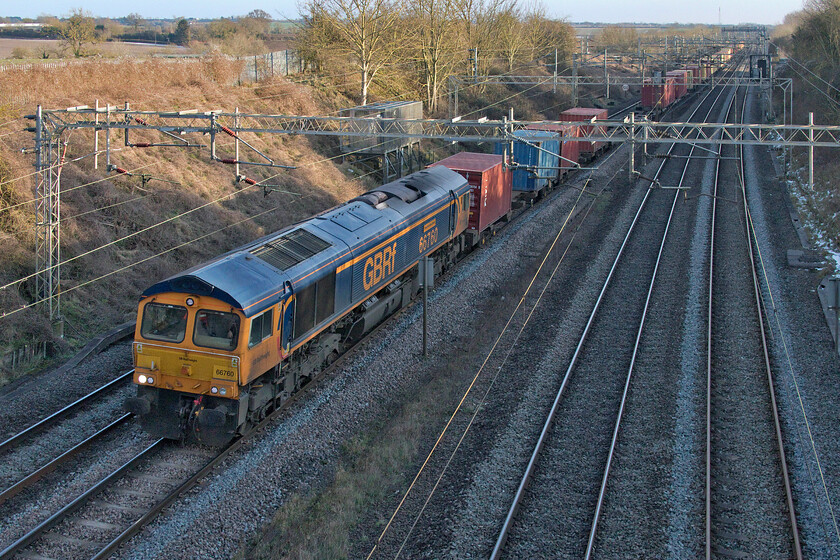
[0,38,189,60]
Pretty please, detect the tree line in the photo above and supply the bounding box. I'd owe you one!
[7,9,286,59]
[296,0,576,111]
[779,0,840,107]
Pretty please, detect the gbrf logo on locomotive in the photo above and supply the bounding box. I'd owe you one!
[363,242,397,290]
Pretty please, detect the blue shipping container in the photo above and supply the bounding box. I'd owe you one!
[494,130,560,192]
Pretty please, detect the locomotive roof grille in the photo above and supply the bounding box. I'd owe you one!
[251,228,331,271]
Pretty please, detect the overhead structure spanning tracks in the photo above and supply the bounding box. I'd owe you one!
[34,102,834,151]
[17,57,818,328]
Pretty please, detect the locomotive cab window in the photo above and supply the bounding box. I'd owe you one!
[248,309,274,348]
[194,310,240,351]
[141,303,188,343]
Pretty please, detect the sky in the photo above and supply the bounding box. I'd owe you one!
[4,0,803,26]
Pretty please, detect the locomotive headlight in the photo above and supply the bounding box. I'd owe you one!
[211,386,219,394]
[147,377,154,384]
[219,387,227,396]
[186,297,195,306]
[138,374,147,384]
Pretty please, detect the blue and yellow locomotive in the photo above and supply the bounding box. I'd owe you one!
[126,166,471,445]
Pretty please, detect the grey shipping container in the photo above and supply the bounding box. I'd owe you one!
[339,101,423,154]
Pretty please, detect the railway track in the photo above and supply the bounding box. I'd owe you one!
[488,65,744,559]
[703,86,801,559]
[0,370,132,456]
[0,371,137,513]
[0,272,451,560]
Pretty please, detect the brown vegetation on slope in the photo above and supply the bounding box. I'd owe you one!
[0,57,367,378]
[773,0,840,267]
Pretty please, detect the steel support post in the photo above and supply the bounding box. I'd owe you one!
[604,49,609,99]
[34,106,63,331]
[209,112,217,161]
[809,112,814,190]
[234,107,240,179]
[629,112,635,181]
[94,99,99,170]
[105,104,111,169]
[34,105,44,312]
[123,102,129,148]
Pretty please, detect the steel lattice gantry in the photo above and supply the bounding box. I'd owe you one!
[37,101,836,149]
[33,106,63,329]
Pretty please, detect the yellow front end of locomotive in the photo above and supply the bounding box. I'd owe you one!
[133,292,244,400]
[133,342,240,399]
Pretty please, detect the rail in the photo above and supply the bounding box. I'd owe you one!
[0,370,133,455]
[490,64,742,560]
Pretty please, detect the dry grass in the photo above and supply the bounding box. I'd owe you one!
[239,369,461,560]
[0,58,368,377]
[0,38,189,60]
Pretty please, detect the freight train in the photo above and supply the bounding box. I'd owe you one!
[126,163,500,445]
[124,52,737,444]
[641,47,735,115]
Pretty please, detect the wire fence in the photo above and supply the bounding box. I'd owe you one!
[0,60,75,73]
[0,50,305,84]
[238,50,304,83]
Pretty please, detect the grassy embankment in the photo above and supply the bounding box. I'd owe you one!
[773,63,840,271]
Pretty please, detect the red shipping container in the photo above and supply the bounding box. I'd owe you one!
[429,153,512,240]
[560,107,608,156]
[685,65,700,88]
[524,122,580,173]
[664,77,676,107]
[642,78,670,110]
[666,70,688,98]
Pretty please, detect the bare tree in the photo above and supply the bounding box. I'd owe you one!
[125,13,144,32]
[496,4,526,71]
[539,18,576,69]
[595,25,639,53]
[410,0,459,111]
[58,9,97,57]
[300,0,405,105]
[454,0,512,75]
